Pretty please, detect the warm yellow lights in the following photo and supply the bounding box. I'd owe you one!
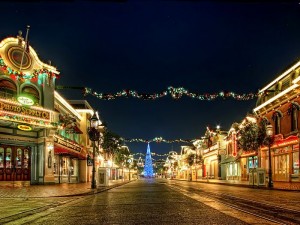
[254,83,299,112]
[17,124,32,131]
[54,91,82,120]
[259,60,300,93]
[0,37,59,75]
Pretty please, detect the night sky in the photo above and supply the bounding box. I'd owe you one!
[2,1,300,156]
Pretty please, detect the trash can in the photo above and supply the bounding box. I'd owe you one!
[256,168,266,186]
[98,167,109,186]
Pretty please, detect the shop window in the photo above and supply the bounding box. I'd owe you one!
[274,154,289,180]
[24,148,29,168]
[0,79,17,99]
[16,148,22,168]
[0,148,4,168]
[248,156,258,170]
[6,148,12,168]
[293,151,299,174]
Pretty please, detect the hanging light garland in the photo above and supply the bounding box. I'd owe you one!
[132,152,170,157]
[84,86,258,101]
[121,136,197,143]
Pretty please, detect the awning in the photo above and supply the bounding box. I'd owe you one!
[65,125,83,134]
[73,125,83,134]
[261,135,298,150]
[54,144,86,160]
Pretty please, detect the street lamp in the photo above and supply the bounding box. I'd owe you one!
[88,112,101,189]
[266,124,273,188]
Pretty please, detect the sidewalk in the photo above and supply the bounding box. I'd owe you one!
[0,180,130,198]
[176,178,300,191]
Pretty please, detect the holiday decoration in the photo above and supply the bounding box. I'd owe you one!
[0,55,59,82]
[84,86,258,101]
[143,143,154,177]
[122,136,197,143]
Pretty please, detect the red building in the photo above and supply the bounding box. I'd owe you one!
[254,60,300,190]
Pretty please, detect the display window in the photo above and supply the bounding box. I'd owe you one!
[0,145,31,181]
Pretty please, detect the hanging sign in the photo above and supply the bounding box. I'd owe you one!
[17,95,35,106]
[17,124,32,131]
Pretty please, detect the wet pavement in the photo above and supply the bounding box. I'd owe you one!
[0,180,129,198]
[0,177,298,198]
[3,179,251,225]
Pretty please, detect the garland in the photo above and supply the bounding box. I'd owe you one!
[122,137,197,143]
[84,87,258,100]
[0,56,58,80]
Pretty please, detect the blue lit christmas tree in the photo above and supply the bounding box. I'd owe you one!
[143,143,154,177]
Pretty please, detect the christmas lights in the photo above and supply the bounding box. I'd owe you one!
[84,86,258,101]
[122,137,197,143]
[0,55,59,81]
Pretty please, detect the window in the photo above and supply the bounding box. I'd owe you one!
[272,111,282,135]
[0,148,4,168]
[21,86,40,104]
[0,79,17,99]
[293,151,299,175]
[291,106,298,132]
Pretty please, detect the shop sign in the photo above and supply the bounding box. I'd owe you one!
[0,100,50,120]
[17,124,32,131]
[219,149,226,155]
[54,135,82,152]
[17,95,35,106]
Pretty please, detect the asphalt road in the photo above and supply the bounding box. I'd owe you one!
[4,179,251,225]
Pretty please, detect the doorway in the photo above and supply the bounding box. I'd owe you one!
[0,145,31,181]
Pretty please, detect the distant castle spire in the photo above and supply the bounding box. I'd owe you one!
[143,143,154,177]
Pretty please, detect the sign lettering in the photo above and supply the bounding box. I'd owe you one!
[0,100,50,120]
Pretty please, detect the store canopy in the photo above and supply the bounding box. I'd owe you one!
[54,144,86,160]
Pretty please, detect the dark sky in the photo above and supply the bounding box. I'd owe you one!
[2,1,300,156]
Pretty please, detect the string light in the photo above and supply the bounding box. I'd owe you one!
[84,86,258,101]
[122,137,197,143]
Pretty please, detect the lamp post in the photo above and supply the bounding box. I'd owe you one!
[88,112,101,189]
[266,124,273,188]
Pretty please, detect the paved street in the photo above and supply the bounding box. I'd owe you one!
[0,179,251,225]
[1,178,300,224]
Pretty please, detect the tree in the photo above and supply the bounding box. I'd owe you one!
[114,146,130,167]
[101,129,123,158]
[237,117,267,153]
[184,153,196,166]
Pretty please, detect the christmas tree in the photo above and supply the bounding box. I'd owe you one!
[143,143,154,177]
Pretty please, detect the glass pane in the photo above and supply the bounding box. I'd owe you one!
[6,148,12,168]
[293,152,299,174]
[16,148,22,168]
[24,148,29,168]
[0,148,4,168]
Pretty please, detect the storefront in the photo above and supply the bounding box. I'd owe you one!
[0,145,30,181]
[202,146,219,179]
[53,134,85,183]
[222,156,241,181]
[261,135,299,185]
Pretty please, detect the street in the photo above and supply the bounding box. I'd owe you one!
[1,179,300,225]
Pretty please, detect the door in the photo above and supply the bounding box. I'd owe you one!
[0,145,31,181]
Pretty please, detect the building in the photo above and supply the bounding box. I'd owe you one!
[254,60,300,190]
[0,34,59,184]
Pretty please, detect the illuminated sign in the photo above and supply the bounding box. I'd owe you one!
[54,135,82,152]
[0,100,50,120]
[17,96,35,106]
[17,124,32,131]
